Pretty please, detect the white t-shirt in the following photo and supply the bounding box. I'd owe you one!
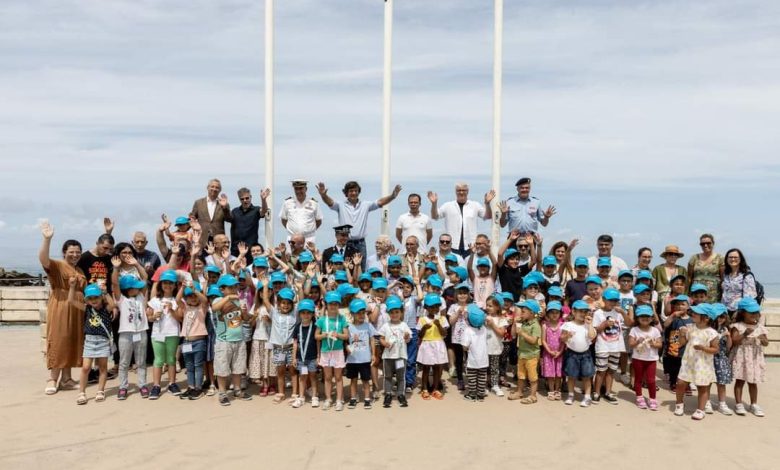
[395,212,432,249]
[618,291,635,313]
[485,316,508,355]
[148,297,180,340]
[117,294,148,334]
[628,326,662,361]
[447,304,469,345]
[592,309,626,354]
[268,307,297,346]
[252,305,271,341]
[561,321,592,353]
[378,322,412,360]
[461,325,489,369]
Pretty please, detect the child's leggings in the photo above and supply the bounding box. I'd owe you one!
[488,354,501,387]
[466,367,487,398]
[632,359,656,399]
[498,341,513,376]
[118,332,147,389]
[383,358,406,395]
[451,344,465,381]
[663,355,682,387]
[152,336,180,367]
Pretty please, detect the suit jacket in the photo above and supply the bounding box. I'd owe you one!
[191,197,232,247]
[321,244,358,272]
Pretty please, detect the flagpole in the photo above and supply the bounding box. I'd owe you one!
[264,0,275,248]
[491,0,503,251]
[380,0,393,235]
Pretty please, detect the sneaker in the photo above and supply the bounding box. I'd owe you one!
[704,401,713,414]
[363,399,373,410]
[691,409,706,420]
[311,396,320,408]
[580,397,592,408]
[179,388,192,399]
[139,386,150,399]
[149,385,161,400]
[398,395,408,407]
[240,376,248,391]
[491,385,504,397]
[636,396,647,409]
[322,399,332,411]
[207,385,216,397]
[620,374,631,386]
[591,393,601,404]
[218,393,230,406]
[463,394,477,402]
[347,398,358,409]
[117,388,128,400]
[603,393,619,405]
[750,404,765,417]
[335,400,344,411]
[648,399,658,411]
[234,390,252,401]
[188,388,203,400]
[564,396,573,406]
[735,403,747,416]
[383,394,393,408]
[291,397,304,408]
[718,402,733,416]
[167,383,182,396]
[674,404,685,416]
[405,387,412,395]
[457,380,465,391]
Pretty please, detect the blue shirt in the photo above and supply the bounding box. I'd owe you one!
[505,195,544,234]
[347,322,377,364]
[329,199,380,240]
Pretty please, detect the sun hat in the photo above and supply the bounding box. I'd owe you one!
[572,300,590,311]
[634,305,653,317]
[737,297,761,313]
[602,288,621,301]
[159,270,178,283]
[574,257,589,267]
[277,287,295,301]
[542,255,557,267]
[690,283,708,294]
[174,216,189,226]
[660,245,685,258]
[372,278,388,290]
[423,293,442,307]
[633,284,650,295]
[216,274,238,287]
[546,300,562,312]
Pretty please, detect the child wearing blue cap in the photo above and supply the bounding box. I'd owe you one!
[468,254,497,309]
[508,300,541,404]
[177,282,210,400]
[591,288,627,404]
[69,281,116,405]
[378,296,412,408]
[561,301,597,407]
[541,301,564,401]
[345,299,377,409]
[260,280,299,405]
[539,255,561,286]
[663,295,693,392]
[398,275,424,391]
[147,272,183,399]
[688,283,708,305]
[497,233,529,301]
[291,299,319,409]
[582,276,605,312]
[498,292,517,387]
[628,305,662,410]
[212,275,253,406]
[316,291,350,411]
[417,293,450,400]
[564,257,591,305]
[485,296,508,397]
[368,278,391,398]
[708,304,733,415]
[730,298,768,417]
[447,283,471,391]
[111,271,150,400]
[595,257,617,289]
[661,274,687,322]
[461,304,489,402]
[166,215,194,250]
[674,304,719,420]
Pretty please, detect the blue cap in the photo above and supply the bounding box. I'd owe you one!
[548,286,563,298]
[334,270,348,282]
[270,271,287,284]
[542,255,557,267]
[546,300,562,312]
[423,293,442,307]
[159,270,178,283]
[252,257,269,268]
[444,254,458,263]
[574,256,589,267]
[337,283,359,297]
[618,269,634,279]
[690,303,712,317]
[387,255,402,267]
[467,304,486,328]
[572,300,590,311]
[476,257,490,268]
[585,275,603,285]
[119,275,146,291]
[205,265,221,275]
[525,271,545,284]
[358,273,372,283]
[385,295,403,311]
[399,275,415,285]
[455,281,471,292]
[602,288,621,301]
[690,283,708,294]
[324,291,342,304]
[710,303,728,318]
[277,287,295,302]
[597,257,612,268]
[503,248,520,259]
[633,284,650,295]
[372,278,388,290]
[671,294,690,303]
[523,277,540,289]
[216,274,238,287]
[634,305,653,317]
[737,297,761,313]
[298,251,314,263]
[518,299,541,315]
[491,294,505,307]
[330,253,345,264]
[367,267,381,275]
[636,270,652,281]
[297,298,316,313]
[424,261,438,271]
[205,285,220,297]
[349,298,367,313]
[83,284,103,298]
[450,266,468,282]
[237,270,247,280]
[501,291,514,301]
[174,216,189,226]
[427,274,443,289]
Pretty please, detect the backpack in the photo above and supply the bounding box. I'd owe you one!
[743,272,764,305]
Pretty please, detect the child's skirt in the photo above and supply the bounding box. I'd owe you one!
[83,334,111,359]
[541,350,563,378]
[417,339,448,366]
[249,339,272,379]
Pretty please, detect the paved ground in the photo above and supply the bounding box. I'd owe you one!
[2,326,779,469]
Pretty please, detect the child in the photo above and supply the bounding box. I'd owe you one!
[177,282,209,400]
[547,286,570,320]
[663,295,693,391]
[708,303,733,415]
[249,280,273,396]
[316,291,350,411]
[582,276,604,311]
[167,216,194,248]
[291,299,318,408]
[592,288,627,404]
[212,274,253,406]
[369,277,390,398]
[203,284,222,396]
[730,297,768,417]
[345,298,377,409]
[461,304,489,402]
[378,295,412,408]
[540,255,560,285]
[498,291,516,385]
[485,295,508,397]
[596,257,617,289]
[111,273,149,400]
[508,300,541,404]
[689,283,708,305]
[69,282,116,405]
[662,274,687,322]
[147,270,182,399]
[674,303,719,420]
[400,275,423,391]
[261,283,299,404]
[561,300,597,407]
[628,305,662,410]
[541,301,564,401]
[447,282,471,391]
[417,293,449,400]
[469,256,497,308]
[564,257,590,305]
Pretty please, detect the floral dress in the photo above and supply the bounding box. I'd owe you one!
[541,320,563,377]
[678,326,718,386]
[688,253,724,303]
[713,326,732,384]
[730,322,767,383]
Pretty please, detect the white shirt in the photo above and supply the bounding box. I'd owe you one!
[395,212,432,248]
[378,322,412,360]
[587,255,629,281]
[252,306,271,341]
[461,325,489,368]
[436,252,466,273]
[561,321,592,353]
[629,326,661,361]
[206,198,217,220]
[329,199,380,240]
[592,309,626,354]
[280,197,322,239]
[435,200,487,250]
[148,297,180,339]
[485,316,508,355]
[117,294,148,334]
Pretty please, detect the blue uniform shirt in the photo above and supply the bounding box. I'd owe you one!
[506,195,544,233]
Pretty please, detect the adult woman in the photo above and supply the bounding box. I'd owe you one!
[550,239,577,285]
[651,245,688,297]
[686,233,724,303]
[112,242,148,280]
[39,222,86,395]
[721,248,757,314]
[632,247,653,275]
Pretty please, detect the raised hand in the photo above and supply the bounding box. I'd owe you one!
[305,263,317,277]
[353,252,363,265]
[569,238,579,250]
[68,276,77,288]
[103,217,114,234]
[316,182,328,196]
[189,216,201,232]
[40,221,54,240]
[220,247,230,260]
[427,191,438,204]
[260,187,270,200]
[533,232,543,245]
[544,205,557,219]
[498,200,509,214]
[392,184,402,197]
[237,242,249,257]
[218,193,229,207]
[509,230,520,241]
[205,242,215,256]
[305,241,317,252]
[484,189,496,203]
[111,256,122,268]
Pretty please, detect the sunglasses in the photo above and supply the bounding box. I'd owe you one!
[700,242,712,246]
[439,240,451,245]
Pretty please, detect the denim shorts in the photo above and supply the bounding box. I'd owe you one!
[564,350,595,378]
[296,358,318,375]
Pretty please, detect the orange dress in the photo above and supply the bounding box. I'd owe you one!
[44,260,86,369]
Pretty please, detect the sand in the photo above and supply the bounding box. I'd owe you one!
[1,325,779,469]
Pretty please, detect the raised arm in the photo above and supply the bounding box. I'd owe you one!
[38,222,55,270]
[497,231,519,267]
[377,184,402,208]
[427,191,439,220]
[482,190,495,221]
[316,182,336,208]
[259,188,270,218]
[156,216,171,260]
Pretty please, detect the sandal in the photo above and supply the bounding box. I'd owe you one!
[431,390,444,400]
[60,379,78,390]
[520,396,538,405]
[259,385,269,397]
[272,393,285,404]
[554,391,562,401]
[421,390,431,400]
[95,391,106,402]
[45,379,58,395]
[76,392,87,405]
[547,392,555,401]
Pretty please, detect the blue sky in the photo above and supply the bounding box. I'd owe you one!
[1,0,779,280]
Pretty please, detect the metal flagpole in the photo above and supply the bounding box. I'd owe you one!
[264,0,275,248]
[491,0,503,250]
[380,0,393,235]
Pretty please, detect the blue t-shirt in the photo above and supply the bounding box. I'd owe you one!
[347,322,378,364]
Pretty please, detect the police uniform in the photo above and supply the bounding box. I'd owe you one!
[505,195,545,235]
[321,225,357,272]
[280,180,322,242]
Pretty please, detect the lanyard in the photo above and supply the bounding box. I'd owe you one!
[299,321,313,359]
[325,315,340,349]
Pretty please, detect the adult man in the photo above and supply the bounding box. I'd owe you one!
[401,235,426,275]
[229,187,269,256]
[499,177,556,235]
[317,180,402,268]
[434,233,465,272]
[286,233,308,266]
[366,235,395,272]
[395,193,432,249]
[205,234,237,269]
[280,179,322,243]
[132,231,161,280]
[77,218,116,291]
[321,225,358,272]
[191,178,232,247]
[428,183,495,258]
[588,234,629,280]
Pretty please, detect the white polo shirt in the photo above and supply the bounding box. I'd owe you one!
[395,212,432,248]
[435,200,486,250]
[280,197,322,239]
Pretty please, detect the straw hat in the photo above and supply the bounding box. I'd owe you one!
[660,245,684,258]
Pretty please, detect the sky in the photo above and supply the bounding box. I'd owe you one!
[1,0,779,282]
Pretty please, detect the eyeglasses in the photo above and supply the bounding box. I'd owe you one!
[439,240,451,245]
[405,243,417,247]
[726,256,740,260]
[700,242,713,247]
[517,245,529,249]
[240,197,251,201]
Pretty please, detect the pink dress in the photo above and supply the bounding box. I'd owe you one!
[541,319,563,377]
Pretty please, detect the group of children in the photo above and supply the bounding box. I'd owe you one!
[66,243,769,420]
